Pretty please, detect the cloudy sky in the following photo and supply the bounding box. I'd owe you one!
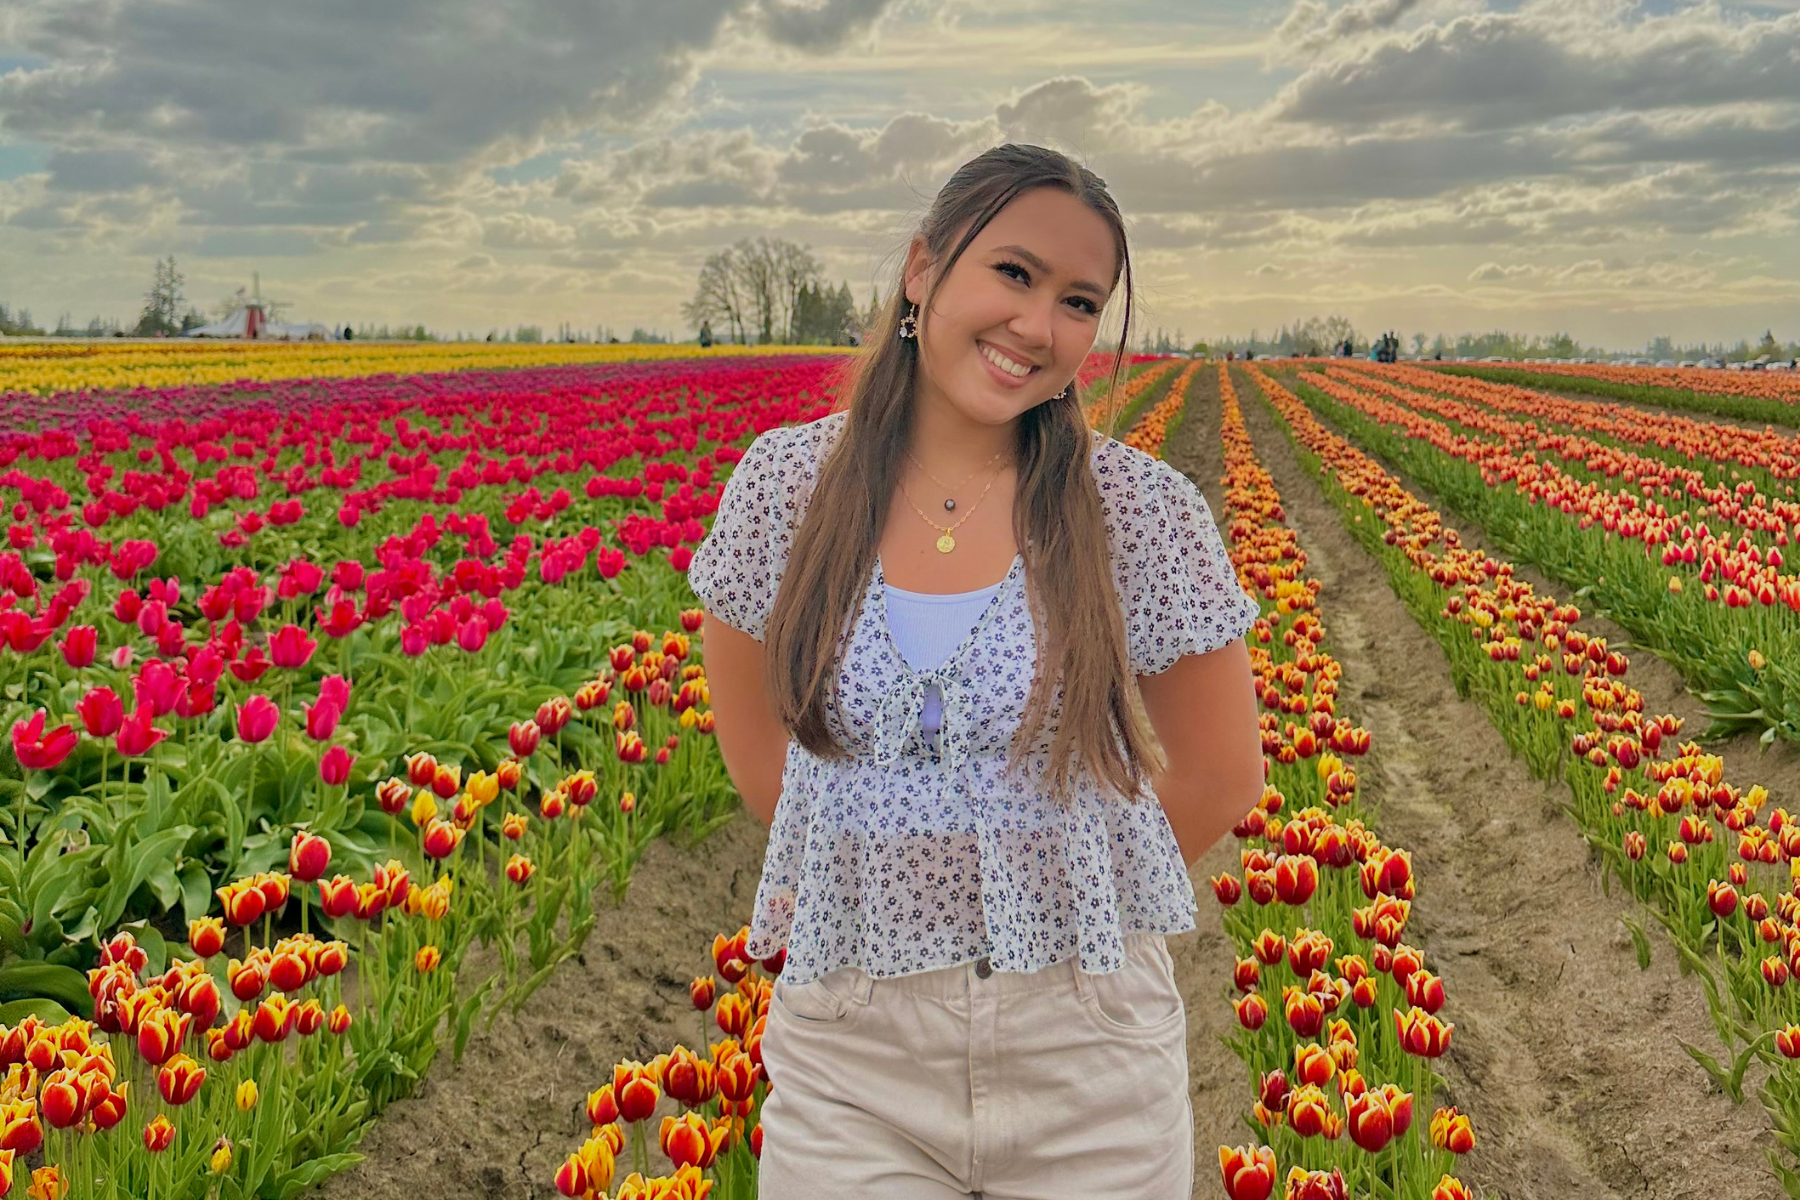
[1,0,1797,348]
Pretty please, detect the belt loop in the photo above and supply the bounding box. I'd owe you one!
[851,968,875,1006]
[1070,956,1091,1001]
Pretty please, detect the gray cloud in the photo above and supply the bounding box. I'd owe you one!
[0,0,903,234]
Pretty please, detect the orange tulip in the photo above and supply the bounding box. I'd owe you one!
[715,1048,758,1104]
[1431,1176,1473,1200]
[1394,1007,1453,1057]
[1346,1088,1397,1152]
[663,1046,717,1107]
[690,976,717,1010]
[1293,1043,1335,1088]
[156,1053,205,1105]
[215,880,265,927]
[1234,993,1268,1031]
[552,1153,588,1198]
[1285,1085,1338,1139]
[416,945,442,974]
[613,1062,661,1122]
[143,1115,175,1152]
[1430,1106,1475,1154]
[136,1008,191,1067]
[660,1111,728,1170]
[0,1101,40,1155]
[188,917,226,958]
[327,1004,353,1036]
[253,995,296,1044]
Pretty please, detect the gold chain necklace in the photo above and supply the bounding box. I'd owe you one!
[906,447,1002,513]
[900,461,1005,553]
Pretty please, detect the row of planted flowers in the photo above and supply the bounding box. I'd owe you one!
[1246,362,1800,1185]
[1207,364,1475,1200]
[1341,362,1800,495]
[1289,364,1800,750]
[1,616,719,1198]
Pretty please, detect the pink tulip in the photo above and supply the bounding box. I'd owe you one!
[268,624,317,670]
[318,674,352,712]
[237,695,280,744]
[134,661,181,717]
[303,700,341,742]
[456,616,489,654]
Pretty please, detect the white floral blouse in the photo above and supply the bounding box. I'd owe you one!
[686,409,1258,986]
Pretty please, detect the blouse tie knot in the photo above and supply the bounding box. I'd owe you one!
[873,668,975,771]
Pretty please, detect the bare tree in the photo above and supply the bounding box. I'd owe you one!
[684,237,824,344]
[682,250,749,344]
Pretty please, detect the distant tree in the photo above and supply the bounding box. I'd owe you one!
[684,237,826,344]
[1757,329,1783,359]
[133,255,186,336]
[792,279,857,343]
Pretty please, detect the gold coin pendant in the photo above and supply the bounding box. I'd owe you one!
[936,533,956,554]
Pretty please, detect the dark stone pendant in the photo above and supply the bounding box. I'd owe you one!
[943,498,956,511]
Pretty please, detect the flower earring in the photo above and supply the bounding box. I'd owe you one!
[897,301,919,340]
[1054,381,1073,400]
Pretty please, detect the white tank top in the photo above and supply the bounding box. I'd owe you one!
[883,579,1003,737]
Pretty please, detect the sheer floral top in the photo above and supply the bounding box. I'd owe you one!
[685,409,1259,986]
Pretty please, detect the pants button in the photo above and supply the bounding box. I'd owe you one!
[974,957,992,979]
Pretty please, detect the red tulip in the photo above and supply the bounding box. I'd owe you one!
[10,709,77,771]
[115,703,168,757]
[59,625,97,668]
[76,687,124,738]
[509,720,542,757]
[319,745,354,786]
[288,831,332,883]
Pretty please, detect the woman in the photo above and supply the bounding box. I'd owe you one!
[687,143,1263,1199]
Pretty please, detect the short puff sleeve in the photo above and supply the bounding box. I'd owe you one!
[1101,444,1259,676]
[685,423,817,641]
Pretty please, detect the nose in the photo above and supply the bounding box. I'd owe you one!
[1006,290,1056,353]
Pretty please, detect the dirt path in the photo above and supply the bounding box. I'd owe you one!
[1232,372,1782,1200]
[318,812,771,1200]
[1163,368,1265,1178]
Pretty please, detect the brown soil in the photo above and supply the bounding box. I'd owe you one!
[316,813,770,1200]
[1233,368,1783,1199]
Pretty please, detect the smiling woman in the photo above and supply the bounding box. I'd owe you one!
[687,143,1263,1199]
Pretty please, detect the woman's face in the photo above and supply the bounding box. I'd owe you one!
[904,186,1118,429]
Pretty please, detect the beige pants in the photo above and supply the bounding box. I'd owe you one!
[757,932,1193,1199]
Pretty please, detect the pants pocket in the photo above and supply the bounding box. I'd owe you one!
[772,966,864,1025]
[1077,936,1185,1037]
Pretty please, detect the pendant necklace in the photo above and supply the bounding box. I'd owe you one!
[906,447,1003,513]
[900,457,1006,553]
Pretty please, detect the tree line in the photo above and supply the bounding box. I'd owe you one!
[681,237,872,346]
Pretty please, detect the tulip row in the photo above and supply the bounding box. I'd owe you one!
[1121,361,1203,459]
[1334,363,1800,513]
[1288,364,1800,748]
[1083,358,1182,430]
[1245,363,1800,1187]
[550,925,774,1200]
[1435,361,1800,428]
[0,340,839,402]
[1,613,732,1199]
[1207,365,1474,1200]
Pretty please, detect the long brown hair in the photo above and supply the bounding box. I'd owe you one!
[763,143,1158,799]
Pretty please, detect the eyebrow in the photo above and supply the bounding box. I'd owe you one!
[992,244,1109,300]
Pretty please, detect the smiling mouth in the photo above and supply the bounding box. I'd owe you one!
[978,341,1040,379]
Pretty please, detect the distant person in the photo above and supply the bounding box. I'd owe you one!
[343,326,354,341]
[699,320,713,349]
[688,142,1261,1199]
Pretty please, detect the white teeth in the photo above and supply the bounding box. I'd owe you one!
[980,343,1035,378]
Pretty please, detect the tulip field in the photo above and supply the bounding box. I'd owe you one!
[2,338,1799,1198]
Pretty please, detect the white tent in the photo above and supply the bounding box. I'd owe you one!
[185,302,335,341]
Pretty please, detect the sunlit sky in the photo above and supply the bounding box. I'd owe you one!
[2,0,1797,348]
